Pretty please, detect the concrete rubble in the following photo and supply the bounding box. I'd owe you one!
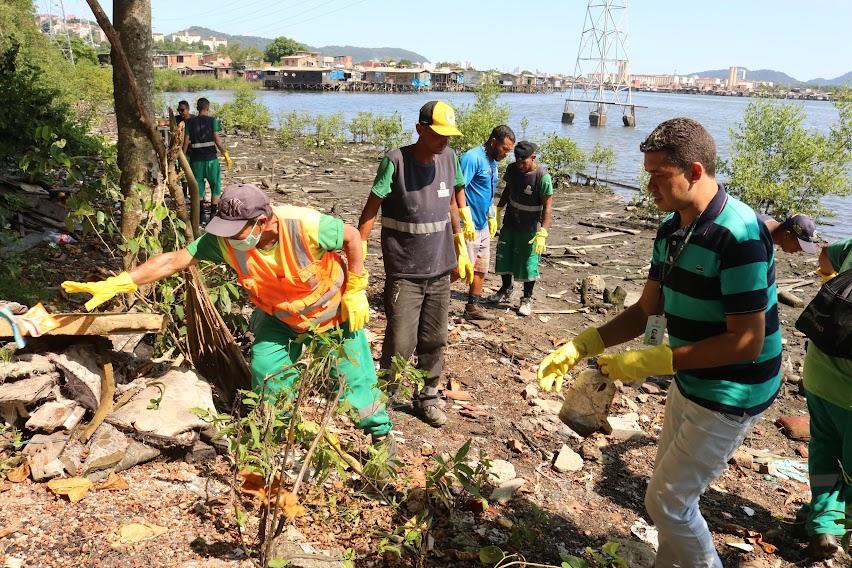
[0,339,223,484]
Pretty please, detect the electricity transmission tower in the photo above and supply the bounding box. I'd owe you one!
[563,0,640,127]
[44,0,75,65]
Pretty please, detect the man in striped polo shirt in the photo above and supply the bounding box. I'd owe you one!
[538,118,781,567]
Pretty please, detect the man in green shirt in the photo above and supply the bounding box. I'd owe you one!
[358,100,474,428]
[799,237,852,559]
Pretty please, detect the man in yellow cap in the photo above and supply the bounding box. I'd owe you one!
[357,100,474,428]
[62,183,393,448]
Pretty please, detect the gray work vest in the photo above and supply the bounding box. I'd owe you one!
[380,145,457,278]
[504,163,547,233]
[186,115,217,162]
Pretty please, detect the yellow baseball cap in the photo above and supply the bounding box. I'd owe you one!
[418,100,462,137]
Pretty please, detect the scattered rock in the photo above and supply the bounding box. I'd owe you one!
[0,354,54,381]
[729,448,754,469]
[603,286,627,308]
[580,441,603,462]
[530,398,562,414]
[552,445,584,473]
[639,382,661,395]
[490,478,526,504]
[726,541,754,553]
[113,441,161,474]
[487,459,516,485]
[184,440,216,464]
[580,275,606,305]
[59,438,87,476]
[775,415,810,441]
[605,413,645,441]
[795,444,809,458]
[522,384,538,400]
[25,398,85,433]
[507,439,524,453]
[83,423,129,476]
[444,389,472,402]
[0,373,57,405]
[23,432,68,481]
[107,369,217,438]
[50,344,102,411]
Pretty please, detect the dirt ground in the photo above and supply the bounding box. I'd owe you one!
[1,131,846,568]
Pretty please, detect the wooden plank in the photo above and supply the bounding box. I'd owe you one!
[578,220,641,235]
[584,231,624,241]
[0,312,164,338]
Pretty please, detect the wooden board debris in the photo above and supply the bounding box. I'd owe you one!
[578,220,640,235]
[0,312,164,338]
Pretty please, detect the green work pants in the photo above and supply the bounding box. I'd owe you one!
[190,158,221,200]
[805,390,852,536]
[249,309,391,437]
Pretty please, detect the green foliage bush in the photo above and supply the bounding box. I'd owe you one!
[275,111,312,150]
[216,85,271,144]
[348,111,374,143]
[370,112,410,152]
[305,113,345,150]
[154,68,259,92]
[720,96,852,217]
[451,79,510,153]
[539,134,586,186]
[589,143,615,184]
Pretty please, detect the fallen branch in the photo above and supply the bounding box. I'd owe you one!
[578,220,640,235]
[78,356,115,443]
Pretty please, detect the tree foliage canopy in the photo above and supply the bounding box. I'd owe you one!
[720,95,852,218]
[263,36,305,64]
[450,79,510,153]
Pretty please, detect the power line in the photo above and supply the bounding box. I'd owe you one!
[242,0,353,37]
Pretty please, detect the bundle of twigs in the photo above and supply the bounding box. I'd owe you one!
[87,0,251,407]
[184,265,251,407]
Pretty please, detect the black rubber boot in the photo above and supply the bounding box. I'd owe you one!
[201,202,211,226]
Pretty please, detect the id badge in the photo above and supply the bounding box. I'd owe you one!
[643,315,666,346]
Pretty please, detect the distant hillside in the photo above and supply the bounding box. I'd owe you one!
[689,67,801,85]
[177,27,429,63]
[807,70,852,86]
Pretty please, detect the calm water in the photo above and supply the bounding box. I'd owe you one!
[164,90,851,239]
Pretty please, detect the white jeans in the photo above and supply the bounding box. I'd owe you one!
[645,382,761,568]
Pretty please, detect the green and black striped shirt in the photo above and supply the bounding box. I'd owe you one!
[649,186,781,415]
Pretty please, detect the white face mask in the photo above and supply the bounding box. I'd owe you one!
[228,219,261,251]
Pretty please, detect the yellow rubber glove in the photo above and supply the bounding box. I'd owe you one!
[496,206,504,229]
[598,343,675,385]
[61,272,138,311]
[454,234,474,285]
[362,240,368,259]
[528,227,548,255]
[341,270,369,332]
[487,213,498,239]
[459,206,476,241]
[223,150,233,171]
[538,327,604,392]
[816,268,837,283]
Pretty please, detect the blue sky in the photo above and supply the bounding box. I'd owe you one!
[73,0,851,80]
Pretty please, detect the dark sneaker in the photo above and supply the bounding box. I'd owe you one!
[413,394,448,427]
[806,534,839,560]
[486,287,513,304]
[518,297,534,316]
[464,302,494,320]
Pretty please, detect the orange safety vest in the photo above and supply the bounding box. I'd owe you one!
[223,206,346,333]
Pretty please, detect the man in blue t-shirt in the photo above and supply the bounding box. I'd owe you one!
[457,125,515,319]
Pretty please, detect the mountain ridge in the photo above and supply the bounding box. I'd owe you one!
[179,27,430,63]
[689,67,851,86]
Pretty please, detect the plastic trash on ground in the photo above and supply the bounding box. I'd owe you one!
[558,360,616,436]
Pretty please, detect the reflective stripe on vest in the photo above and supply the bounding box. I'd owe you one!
[381,217,449,234]
[190,141,215,148]
[224,207,345,333]
[509,197,543,213]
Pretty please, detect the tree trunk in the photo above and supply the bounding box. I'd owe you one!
[112,0,154,270]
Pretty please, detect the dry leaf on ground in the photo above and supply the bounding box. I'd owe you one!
[47,477,92,503]
[99,472,129,491]
[278,491,306,520]
[6,462,29,483]
[115,522,168,545]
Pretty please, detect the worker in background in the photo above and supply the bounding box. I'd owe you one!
[357,100,474,428]
[176,100,192,125]
[795,238,852,560]
[183,97,232,225]
[758,213,821,254]
[175,100,192,200]
[537,119,781,567]
[487,141,553,316]
[457,125,515,320]
[61,184,394,453]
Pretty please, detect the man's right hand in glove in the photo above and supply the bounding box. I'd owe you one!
[537,327,605,392]
[61,272,138,311]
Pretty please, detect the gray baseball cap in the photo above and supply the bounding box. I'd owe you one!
[205,183,272,237]
[779,213,820,254]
